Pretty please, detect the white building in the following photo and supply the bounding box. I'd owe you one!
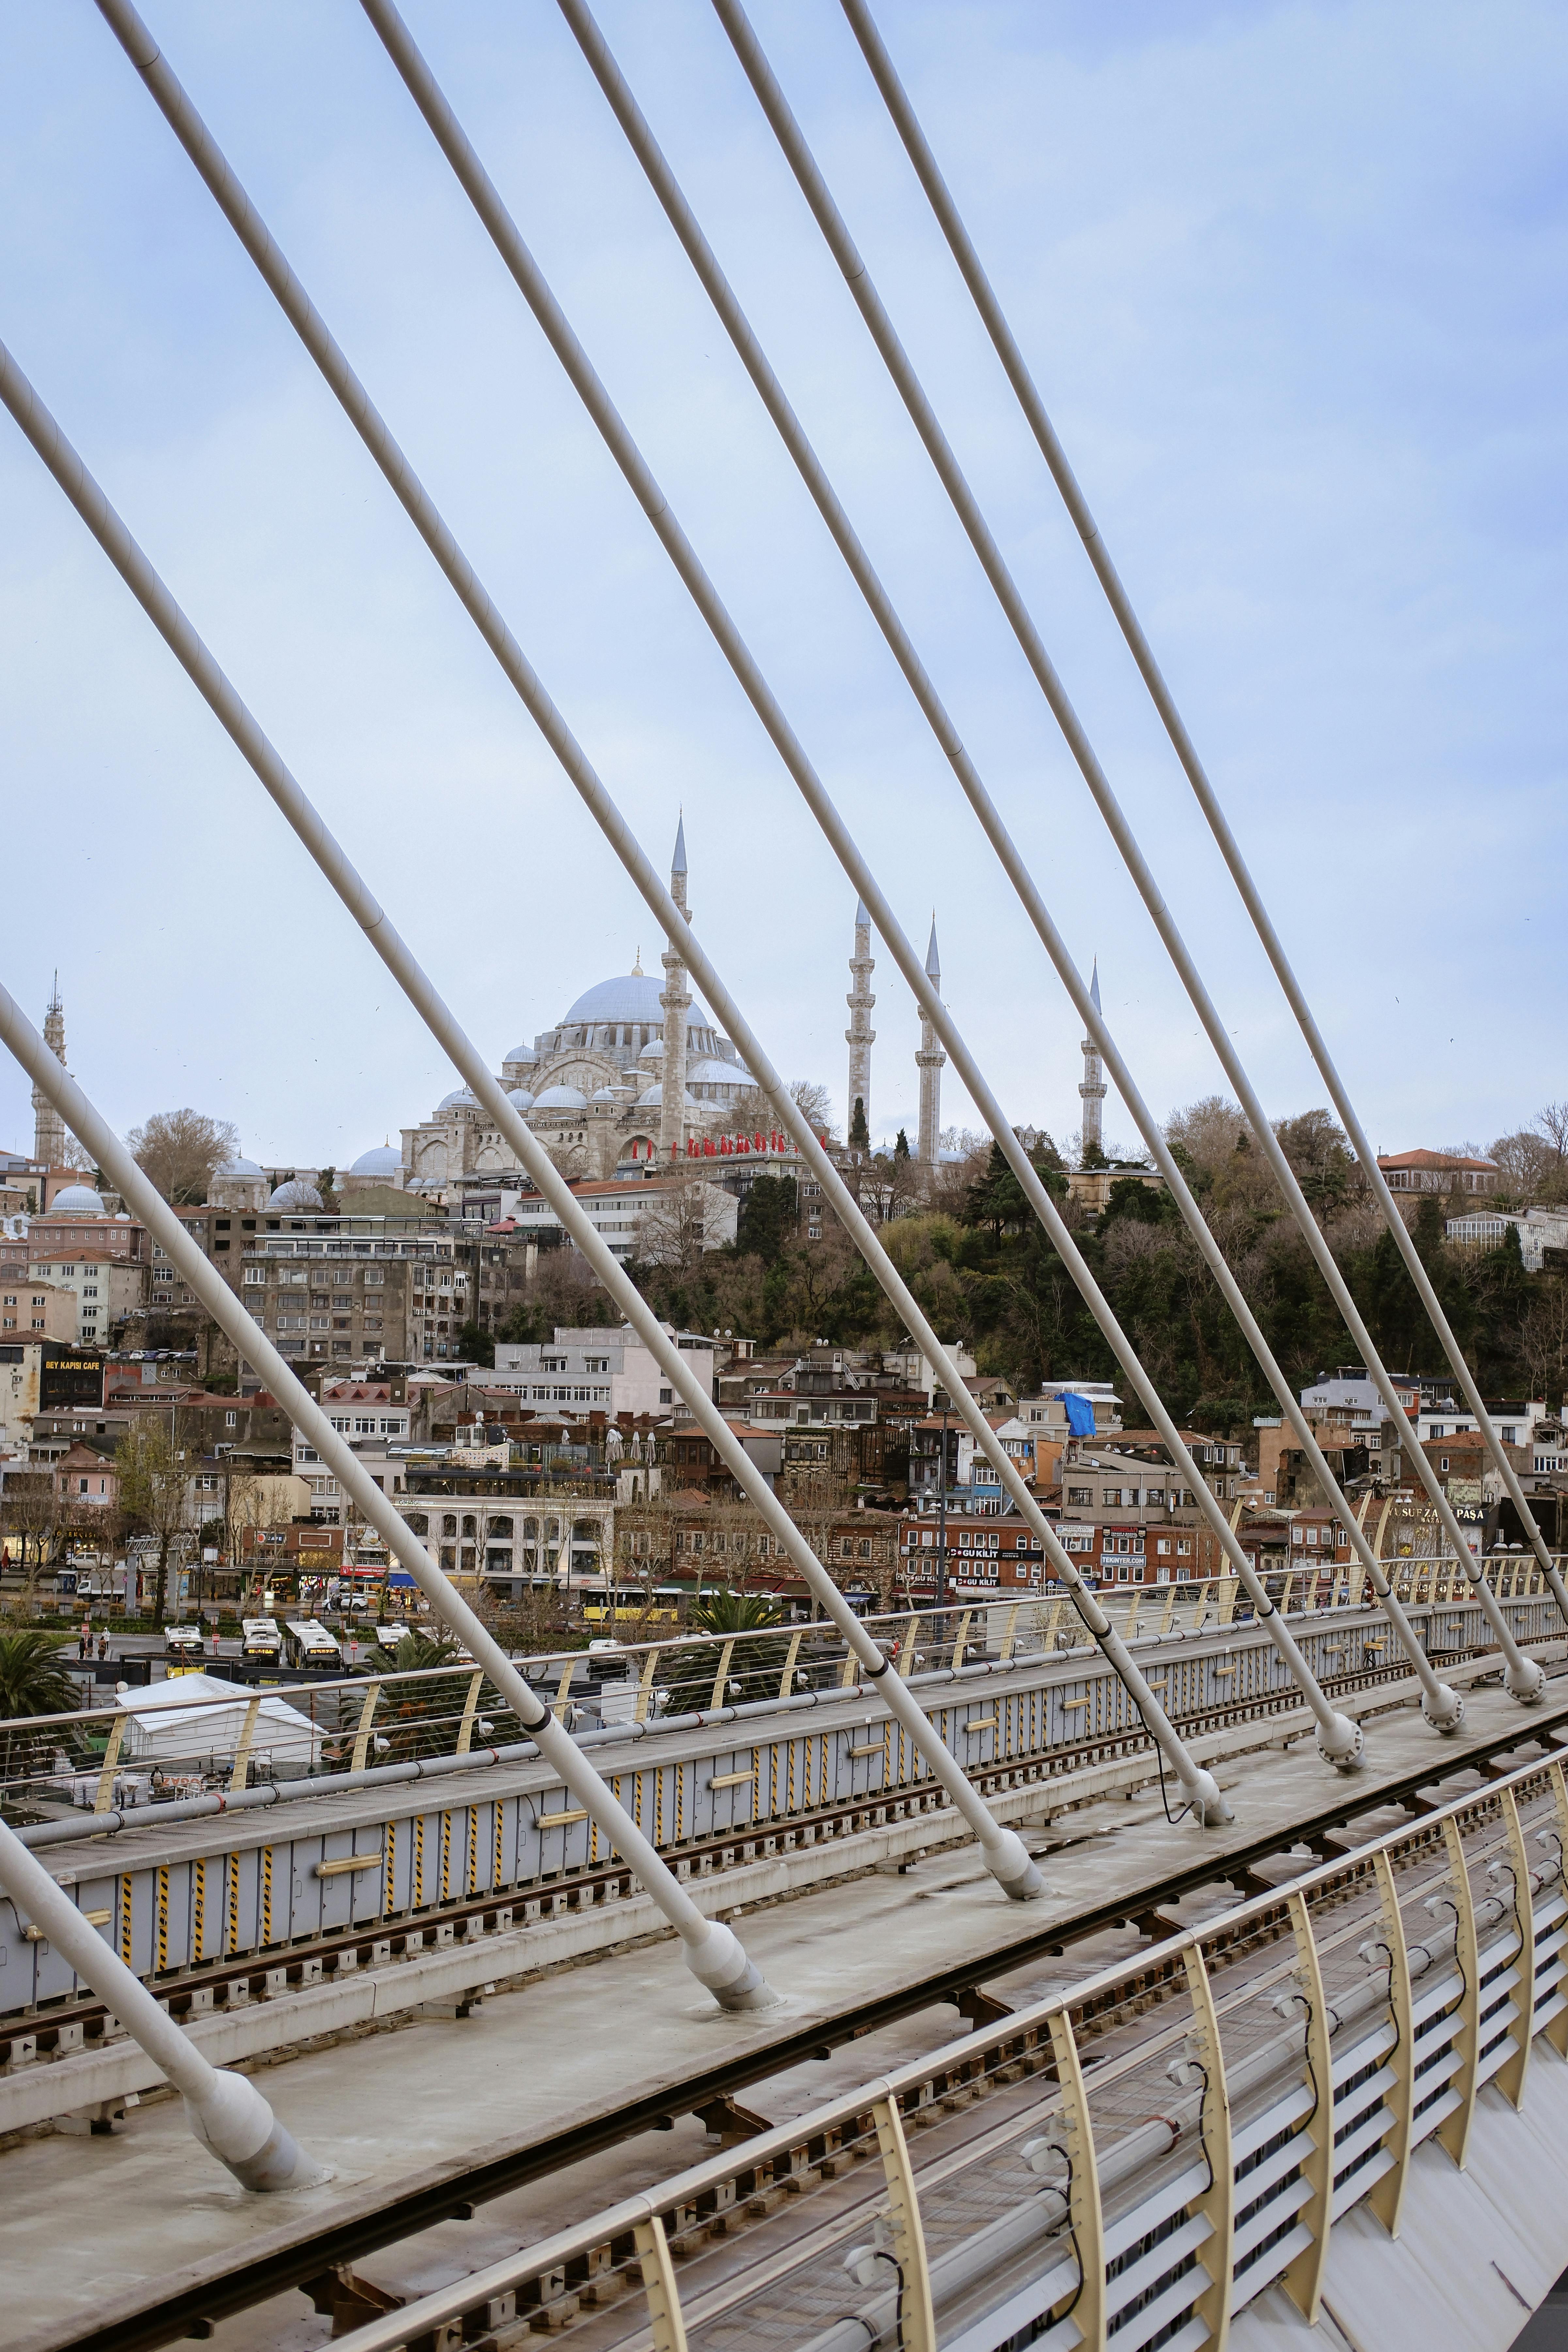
[497,1174,738,1265]
[493,1323,716,1417]
[1446,1208,1568,1273]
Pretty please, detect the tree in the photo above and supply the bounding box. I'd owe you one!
[456,1321,496,1367]
[848,1097,870,1154]
[114,1418,191,1624]
[1274,1109,1356,1215]
[0,1631,80,1787]
[1521,1279,1568,1406]
[125,1109,240,1206]
[317,1167,341,1215]
[736,1173,799,1266]
[633,1169,716,1278]
[894,1129,911,1162]
[788,1077,836,1141]
[354,1633,470,1761]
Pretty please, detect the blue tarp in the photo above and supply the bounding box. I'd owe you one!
[1060,1391,1097,1437]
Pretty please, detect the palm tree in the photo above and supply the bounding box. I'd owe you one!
[0,1629,81,1796]
[0,1629,78,1717]
[351,1633,475,1761]
[683,1591,791,1708]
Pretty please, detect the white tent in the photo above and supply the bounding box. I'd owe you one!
[115,1673,323,1770]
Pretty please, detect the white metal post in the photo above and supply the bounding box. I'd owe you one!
[0,1813,323,2189]
[0,992,774,2014]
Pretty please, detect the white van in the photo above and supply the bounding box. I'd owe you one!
[163,1624,205,1659]
[241,1617,283,1663]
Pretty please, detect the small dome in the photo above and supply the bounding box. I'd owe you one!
[215,1154,264,1178]
[590,1086,619,1103]
[502,1043,539,1066]
[269,1178,324,1210]
[349,1144,402,1178]
[639,1038,664,1061]
[436,1087,479,1115]
[635,1083,663,1108]
[688,1058,753,1087]
[505,1087,535,1113]
[533,1084,588,1111]
[49,1182,106,1215]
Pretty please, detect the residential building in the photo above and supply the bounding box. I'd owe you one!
[240,1230,476,1365]
[25,1247,147,1345]
[1377,1149,1498,1196]
[0,1280,76,1342]
[493,1325,714,1416]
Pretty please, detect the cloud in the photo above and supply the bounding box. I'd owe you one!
[0,0,1562,1170]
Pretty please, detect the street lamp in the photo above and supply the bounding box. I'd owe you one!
[935,1391,949,1615]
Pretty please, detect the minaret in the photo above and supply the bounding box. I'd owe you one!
[916,917,946,1164]
[845,897,876,1144]
[1079,957,1107,1159]
[32,977,69,1168]
[659,818,691,1162]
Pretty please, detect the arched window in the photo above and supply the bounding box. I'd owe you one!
[442,1513,458,1539]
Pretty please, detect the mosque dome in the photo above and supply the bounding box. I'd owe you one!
[349,1144,402,1179]
[49,1182,106,1215]
[634,1084,698,1109]
[436,1087,480,1115]
[533,1084,588,1111]
[590,1086,620,1103]
[503,1043,539,1066]
[505,1087,535,1112]
[688,1058,753,1089]
[269,1178,324,1210]
[215,1153,264,1179]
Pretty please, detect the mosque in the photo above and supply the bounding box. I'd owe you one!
[376,826,951,1199]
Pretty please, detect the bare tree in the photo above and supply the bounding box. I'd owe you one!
[788,1078,838,1143]
[1521,1281,1568,1408]
[115,1418,192,1625]
[633,1168,716,1277]
[126,1109,239,1205]
[1490,1106,1568,1208]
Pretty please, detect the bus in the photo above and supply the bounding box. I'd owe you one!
[282,1619,341,1669]
[579,1584,685,1629]
[241,1617,283,1664]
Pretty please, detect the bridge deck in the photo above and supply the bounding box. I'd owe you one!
[5,1667,1566,2352]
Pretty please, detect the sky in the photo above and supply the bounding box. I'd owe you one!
[1,0,1564,1175]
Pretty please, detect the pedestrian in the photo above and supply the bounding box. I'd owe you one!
[79,1616,90,1660]
[98,1631,110,1662]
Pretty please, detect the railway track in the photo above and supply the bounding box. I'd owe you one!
[54,1663,1568,2352]
[0,1645,1466,2059]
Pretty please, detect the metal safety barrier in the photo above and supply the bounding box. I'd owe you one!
[321,1741,1568,2352]
[3,1589,1562,2026]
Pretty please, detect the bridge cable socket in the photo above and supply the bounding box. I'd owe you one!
[1184,1770,1232,1827]
[982,1827,1047,1901]
[1422,1682,1465,1734]
[1505,1655,1546,1705]
[1314,1712,1365,1772]
[682,1918,782,2010]
[184,2068,330,2192]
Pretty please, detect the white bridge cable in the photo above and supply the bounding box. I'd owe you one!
[341,0,1360,1768]
[705,0,1550,1700]
[7,28,1070,1880]
[544,0,1461,1739]
[73,0,1234,1835]
[839,0,1568,1614]
[0,355,1043,1912]
[0,977,779,2015]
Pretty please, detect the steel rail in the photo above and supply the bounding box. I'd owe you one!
[80,0,1215,1841]
[546,0,1460,1737]
[707,0,1551,1700]
[41,1690,1568,2352]
[0,989,776,2015]
[8,1621,1475,2044]
[343,0,1354,1775]
[837,0,1568,1611]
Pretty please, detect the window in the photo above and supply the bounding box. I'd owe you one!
[244,1267,265,1286]
[1100,1488,1120,1506]
[1439,1454,1450,1473]
[1067,1486,1091,1506]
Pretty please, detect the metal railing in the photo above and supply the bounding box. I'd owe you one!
[5,1570,1562,1830]
[324,1741,1568,2352]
